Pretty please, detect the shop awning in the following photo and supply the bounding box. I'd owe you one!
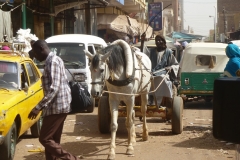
[169,32,205,40]
[97,14,139,36]
[97,14,152,38]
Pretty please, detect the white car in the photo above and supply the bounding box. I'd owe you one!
[35,34,108,112]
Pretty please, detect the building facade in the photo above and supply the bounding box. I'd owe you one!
[2,0,147,40]
[217,0,240,36]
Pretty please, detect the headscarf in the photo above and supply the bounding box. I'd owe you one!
[155,35,167,51]
[155,35,166,44]
[224,43,240,76]
[182,41,188,47]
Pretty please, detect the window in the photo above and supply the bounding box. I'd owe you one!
[0,62,18,89]
[47,43,86,69]
[25,63,38,85]
[93,44,103,53]
[0,61,17,73]
[21,64,28,89]
[88,46,95,55]
[196,55,216,67]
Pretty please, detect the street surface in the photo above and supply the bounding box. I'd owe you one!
[14,100,235,160]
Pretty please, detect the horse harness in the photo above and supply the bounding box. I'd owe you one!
[107,48,152,94]
[107,49,136,86]
[91,48,152,95]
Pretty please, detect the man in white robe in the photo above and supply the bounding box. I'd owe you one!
[146,35,179,108]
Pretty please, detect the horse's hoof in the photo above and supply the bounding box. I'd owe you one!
[107,154,115,160]
[126,146,134,155]
[142,136,148,141]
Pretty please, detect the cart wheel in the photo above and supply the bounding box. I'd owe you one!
[172,96,183,134]
[98,96,110,134]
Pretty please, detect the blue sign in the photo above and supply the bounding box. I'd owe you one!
[116,0,124,5]
[148,2,163,31]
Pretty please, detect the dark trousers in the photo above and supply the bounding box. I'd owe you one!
[39,113,79,160]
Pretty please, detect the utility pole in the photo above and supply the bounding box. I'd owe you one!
[222,7,227,39]
[214,6,216,42]
[22,0,26,29]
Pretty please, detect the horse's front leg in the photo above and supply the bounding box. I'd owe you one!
[141,94,149,141]
[108,98,119,160]
[125,97,136,155]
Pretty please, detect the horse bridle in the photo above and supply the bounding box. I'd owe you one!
[90,61,108,85]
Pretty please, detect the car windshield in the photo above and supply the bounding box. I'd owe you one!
[35,43,86,69]
[0,61,18,90]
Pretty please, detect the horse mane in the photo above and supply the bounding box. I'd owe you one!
[92,44,126,72]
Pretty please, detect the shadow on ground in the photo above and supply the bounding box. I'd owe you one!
[184,100,213,110]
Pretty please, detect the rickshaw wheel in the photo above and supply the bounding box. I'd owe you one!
[172,96,183,134]
[98,96,111,134]
[204,96,212,103]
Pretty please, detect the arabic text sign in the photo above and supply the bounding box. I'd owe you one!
[148,2,163,31]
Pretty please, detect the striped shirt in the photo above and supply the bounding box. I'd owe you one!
[36,52,71,116]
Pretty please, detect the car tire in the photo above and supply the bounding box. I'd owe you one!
[205,96,212,103]
[86,98,95,113]
[0,122,17,160]
[30,116,43,138]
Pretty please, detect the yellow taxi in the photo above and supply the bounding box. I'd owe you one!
[0,43,43,160]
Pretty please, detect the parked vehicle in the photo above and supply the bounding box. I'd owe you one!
[231,40,240,47]
[35,34,108,112]
[179,42,228,102]
[0,42,44,160]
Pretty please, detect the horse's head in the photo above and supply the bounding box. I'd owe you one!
[84,50,111,98]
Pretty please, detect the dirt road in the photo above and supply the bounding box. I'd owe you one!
[14,101,235,160]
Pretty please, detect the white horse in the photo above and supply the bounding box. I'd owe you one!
[85,40,152,160]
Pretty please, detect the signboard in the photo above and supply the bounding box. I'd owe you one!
[148,2,163,31]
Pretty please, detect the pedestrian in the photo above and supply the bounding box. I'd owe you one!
[223,42,240,77]
[181,41,188,50]
[28,40,80,160]
[147,35,179,112]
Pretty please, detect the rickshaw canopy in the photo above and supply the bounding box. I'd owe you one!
[181,43,228,73]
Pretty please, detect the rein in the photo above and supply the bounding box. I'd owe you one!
[91,81,104,85]
[101,70,170,96]
[90,49,170,96]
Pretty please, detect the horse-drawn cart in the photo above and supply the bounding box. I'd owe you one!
[98,77,184,135]
[85,39,183,159]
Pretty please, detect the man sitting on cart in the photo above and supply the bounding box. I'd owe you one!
[146,35,179,109]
